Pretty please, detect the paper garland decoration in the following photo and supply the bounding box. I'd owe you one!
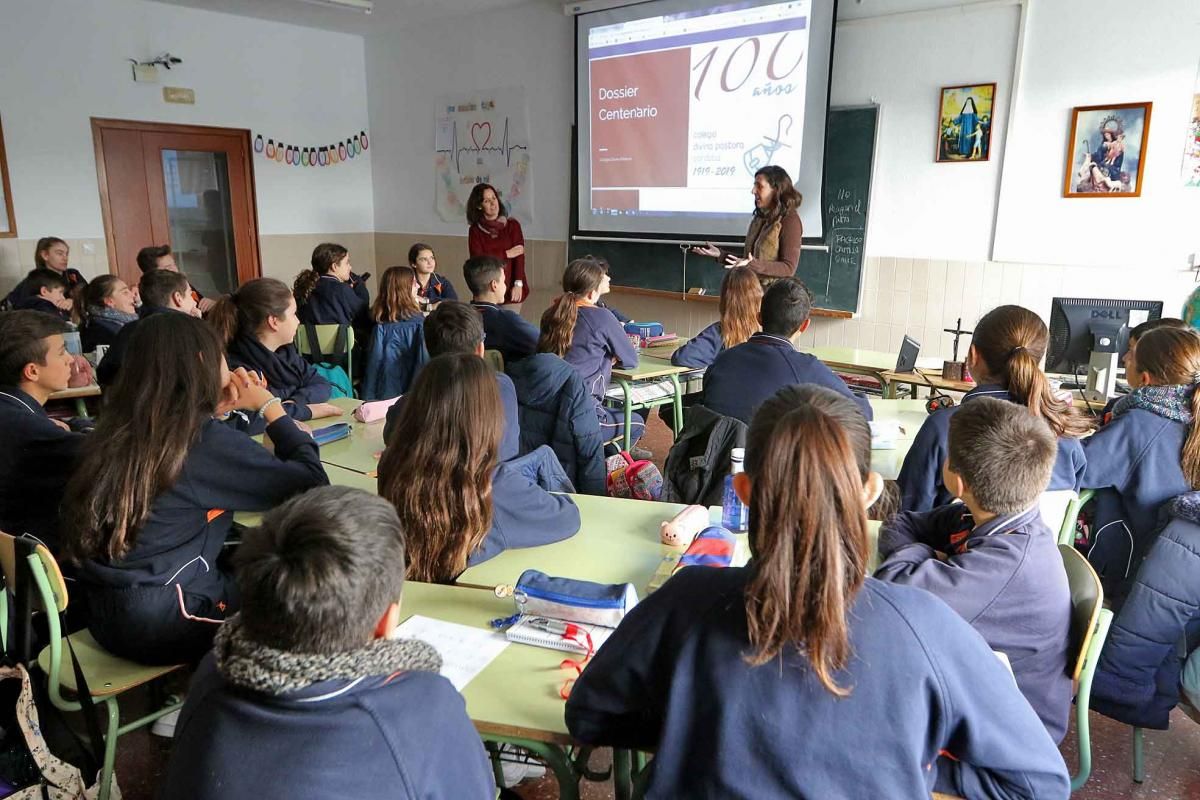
[253,131,368,167]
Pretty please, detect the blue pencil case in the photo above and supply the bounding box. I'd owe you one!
[312,423,351,446]
[624,321,664,339]
[510,569,638,628]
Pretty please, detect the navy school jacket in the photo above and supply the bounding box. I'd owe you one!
[383,371,521,462]
[96,304,174,388]
[466,451,581,569]
[874,503,1073,742]
[298,274,371,337]
[79,417,328,664]
[896,385,1087,513]
[5,268,88,308]
[14,295,72,321]
[362,316,428,401]
[80,317,124,353]
[160,652,495,800]
[671,321,725,369]
[565,303,639,401]
[472,300,540,364]
[417,273,457,305]
[565,567,1070,799]
[1091,491,1200,729]
[0,386,84,553]
[1081,406,1191,600]
[226,334,332,422]
[702,333,873,424]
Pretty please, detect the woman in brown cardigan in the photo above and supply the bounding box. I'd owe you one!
[693,165,803,284]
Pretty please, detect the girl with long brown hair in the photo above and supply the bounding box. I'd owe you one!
[408,243,457,308]
[671,266,763,368]
[897,304,1090,512]
[377,353,579,582]
[539,257,646,452]
[209,278,343,421]
[1083,326,1200,598]
[566,384,1070,797]
[362,266,428,399]
[61,312,328,665]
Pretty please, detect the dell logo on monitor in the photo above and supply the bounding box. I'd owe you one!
[1090,309,1125,320]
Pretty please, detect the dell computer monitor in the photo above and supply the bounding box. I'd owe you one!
[1047,297,1163,399]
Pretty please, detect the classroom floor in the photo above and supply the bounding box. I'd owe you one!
[105,415,1199,799]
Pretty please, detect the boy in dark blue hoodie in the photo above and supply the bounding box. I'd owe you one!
[13,269,73,321]
[702,277,873,424]
[464,255,540,364]
[875,396,1073,742]
[160,486,495,800]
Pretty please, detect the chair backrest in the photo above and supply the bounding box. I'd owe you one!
[296,323,355,361]
[483,349,505,373]
[1040,489,1077,540]
[0,531,68,614]
[1059,543,1104,682]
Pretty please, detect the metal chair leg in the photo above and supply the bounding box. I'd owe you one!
[1132,726,1145,783]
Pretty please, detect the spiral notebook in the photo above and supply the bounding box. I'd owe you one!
[504,616,616,655]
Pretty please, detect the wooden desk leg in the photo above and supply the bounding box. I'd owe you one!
[882,378,897,400]
[618,379,634,452]
[669,374,684,436]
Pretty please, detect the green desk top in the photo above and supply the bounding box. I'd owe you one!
[233,464,375,528]
[398,582,575,743]
[261,397,387,475]
[868,398,929,482]
[610,357,690,382]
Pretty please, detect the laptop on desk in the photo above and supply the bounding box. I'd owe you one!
[895,336,920,374]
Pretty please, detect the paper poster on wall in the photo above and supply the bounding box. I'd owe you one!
[434,87,533,224]
[1183,65,1200,187]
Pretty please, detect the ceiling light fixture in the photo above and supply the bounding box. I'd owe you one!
[296,0,374,14]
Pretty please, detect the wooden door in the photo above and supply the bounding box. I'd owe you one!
[92,119,260,292]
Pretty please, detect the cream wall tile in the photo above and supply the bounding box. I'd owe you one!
[928,259,948,290]
[924,290,945,331]
[907,291,928,327]
[945,261,966,311]
[888,291,910,325]
[963,262,984,298]
[895,257,913,287]
[863,257,880,293]
[909,259,929,292]
[877,257,895,294]
[873,324,894,351]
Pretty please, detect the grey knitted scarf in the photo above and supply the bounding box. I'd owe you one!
[214,613,443,695]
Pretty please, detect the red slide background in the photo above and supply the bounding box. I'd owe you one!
[590,49,690,188]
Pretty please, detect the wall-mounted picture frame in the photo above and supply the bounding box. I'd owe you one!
[936,83,997,163]
[0,115,16,237]
[1064,102,1152,197]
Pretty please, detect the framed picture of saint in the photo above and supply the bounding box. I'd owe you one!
[936,83,997,163]
[1063,102,1152,197]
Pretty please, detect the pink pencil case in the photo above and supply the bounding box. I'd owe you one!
[353,396,400,423]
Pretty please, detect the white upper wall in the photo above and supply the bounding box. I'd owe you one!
[0,0,373,239]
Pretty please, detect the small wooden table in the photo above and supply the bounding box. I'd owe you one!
[880,368,975,400]
[48,383,101,417]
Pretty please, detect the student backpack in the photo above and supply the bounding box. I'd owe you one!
[300,323,354,399]
[605,452,663,501]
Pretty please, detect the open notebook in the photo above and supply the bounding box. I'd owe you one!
[504,615,616,655]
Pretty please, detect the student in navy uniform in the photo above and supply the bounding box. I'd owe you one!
[137,243,215,313]
[702,276,872,424]
[14,269,73,321]
[1098,317,1189,421]
[362,265,428,400]
[464,255,539,363]
[565,385,1070,799]
[378,354,579,582]
[79,275,138,352]
[0,311,85,553]
[410,242,457,309]
[62,313,328,665]
[383,301,520,461]
[160,486,496,800]
[540,257,647,453]
[4,237,87,308]
[209,278,344,423]
[1083,327,1200,601]
[294,242,372,350]
[876,397,1073,742]
[897,305,1089,512]
[671,266,762,369]
[97,269,200,388]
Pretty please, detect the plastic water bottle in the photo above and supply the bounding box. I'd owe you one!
[721,447,749,532]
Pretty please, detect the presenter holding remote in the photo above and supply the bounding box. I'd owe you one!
[692,165,803,284]
[467,183,527,305]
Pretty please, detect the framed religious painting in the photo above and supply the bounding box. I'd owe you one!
[0,116,16,237]
[1064,102,1152,197]
[936,83,997,163]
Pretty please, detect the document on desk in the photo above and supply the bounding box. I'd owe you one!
[392,614,509,691]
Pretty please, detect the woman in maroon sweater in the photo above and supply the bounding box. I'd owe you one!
[467,183,527,305]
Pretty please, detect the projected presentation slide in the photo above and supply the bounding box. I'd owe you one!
[587,0,810,220]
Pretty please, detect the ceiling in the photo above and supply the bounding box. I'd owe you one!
[148,0,1007,36]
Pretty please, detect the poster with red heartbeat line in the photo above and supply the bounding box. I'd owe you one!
[435,87,533,224]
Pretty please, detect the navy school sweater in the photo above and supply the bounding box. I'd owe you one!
[417,273,458,305]
[298,274,371,340]
[383,371,521,462]
[79,417,328,664]
[0,386,84,553]
[701,333,873,424]
[160,652,495,800]
[472,300,540,364]
[896,385,1087,513]
[226,334,332,422]
[565,567,1070,799]
[96,304,174,388]
[80,317,124,353]
[1081,406,1192,599]
[14,296,72,321]
[671,321,725,369]
[5,268,88,307]
[874,503,1073,742]
[564,303,639,401]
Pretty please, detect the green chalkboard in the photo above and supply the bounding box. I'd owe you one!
[569,105,878,314]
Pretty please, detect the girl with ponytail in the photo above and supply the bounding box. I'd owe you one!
[1083,326,1200,598]
[566,384,1070,798]
[210,278,343,422]
[293,243,371,354]
[897,304,1090,512]
[538,257,646,451]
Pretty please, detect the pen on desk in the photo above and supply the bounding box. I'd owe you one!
[527,617,569,635]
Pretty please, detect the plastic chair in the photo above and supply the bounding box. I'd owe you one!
[296,322,356,385]
[1040,490,1077,543]
[483,349,505,373]
[1059,542,1114,791]
[1057,488,1095,547]
[0,532,184,800]
[1130,693,1200,783]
